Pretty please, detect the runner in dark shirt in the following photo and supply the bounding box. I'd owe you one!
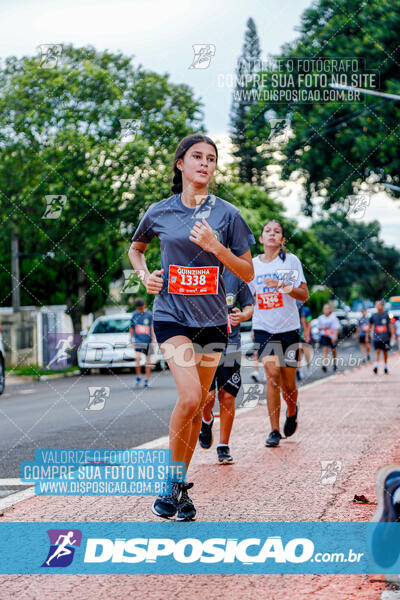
[356,308,371,363]
[369,300,395,374]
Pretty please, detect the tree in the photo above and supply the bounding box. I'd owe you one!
[311,212,400,302]
[248,0,400,213]
[0,45,203,331]
[230,18,266,185]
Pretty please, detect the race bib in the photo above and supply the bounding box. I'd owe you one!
[135,324,150,335]
[375,325,387,333]
[257,292,284,310]
[168,265,219,295]
[361,324,368,332]
[323,327,336,338]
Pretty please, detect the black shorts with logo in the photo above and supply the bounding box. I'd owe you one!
[209,352,242,397]
[253,329,301,368]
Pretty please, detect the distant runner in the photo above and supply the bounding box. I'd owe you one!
[369,300,395,374]
[317,304,340,373]
[356,307,371,363]
[129,298,156,388]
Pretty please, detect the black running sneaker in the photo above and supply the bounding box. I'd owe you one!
[384,367,389,374]
[373,366,378,374]
[322,365,327,373]
[152,482,180,519]
[199,414,214,449]
[176,482,196,521]
[217,445,234,465]
[371,466,400,569]
[265,430,282,447]
[283,404,299,438]
[333,364,337,372]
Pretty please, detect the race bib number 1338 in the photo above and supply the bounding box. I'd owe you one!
[168,265,219,295]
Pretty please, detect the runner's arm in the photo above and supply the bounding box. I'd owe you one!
[128,241,163,294]
[229,304,254,327]
[286,281,309,302]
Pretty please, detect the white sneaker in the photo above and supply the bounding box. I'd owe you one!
[251,370,261,383]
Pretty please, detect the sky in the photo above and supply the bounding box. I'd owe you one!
[1,0,399,246]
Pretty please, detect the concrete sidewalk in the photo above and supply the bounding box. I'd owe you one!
[1,353,399,599]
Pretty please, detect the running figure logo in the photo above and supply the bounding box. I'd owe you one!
[37,44,63,68]
[267,117,291,143]
[86,386,110,411]
[42,529,82,567]
[320,460,343,485]
[122,270,145,294]
[46,335,75,369]
[43,195,67,219]
[189,44,216,69]
[241,383,264,408]
[347,194,370,219]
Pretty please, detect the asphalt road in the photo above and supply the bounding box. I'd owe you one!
[0,338,374,495]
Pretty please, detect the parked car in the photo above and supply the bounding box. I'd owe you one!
[77,313,166,374]
[0,324,5,395]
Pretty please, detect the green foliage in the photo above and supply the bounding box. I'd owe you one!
[311,212,400,302]
[0,45,203,330]
[248,0,400,211]
[230,18,265,185]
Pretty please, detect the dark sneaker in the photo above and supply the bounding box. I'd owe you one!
[176,482,196,521]
[217,445,234,465]
[322,365,327,373]
[283,404,299,438]
[152,482,180,519]
[371,466,400,569]
[296,370,302,381]
[199,415,214,449]
[373,366,378,374]
[384,367,389,374]
[265,430,282,447]
[333,364,337,372]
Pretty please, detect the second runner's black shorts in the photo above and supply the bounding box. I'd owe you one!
[209,352,242,397]
[153,321,228,353]
[253,329,301,367]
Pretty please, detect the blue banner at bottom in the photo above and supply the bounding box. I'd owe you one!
[0,522,399,574]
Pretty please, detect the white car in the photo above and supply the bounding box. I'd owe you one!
[0,325,5,395]
[77,313,166,374]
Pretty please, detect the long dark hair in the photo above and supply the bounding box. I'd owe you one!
[171,134,218,194]
[261,220,288,261]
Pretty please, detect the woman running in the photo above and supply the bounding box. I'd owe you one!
[128,134,255,520]
[249,220,309,447]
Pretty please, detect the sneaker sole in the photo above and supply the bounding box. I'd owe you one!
[151,504,176,520]
[265,442,280,447]
[175,514,197,521]
[217,459,234,465]
[371,465,400,524]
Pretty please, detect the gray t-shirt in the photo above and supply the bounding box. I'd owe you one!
[131,194,255,327]
[224,268,254,353]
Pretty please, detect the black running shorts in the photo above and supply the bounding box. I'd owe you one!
[373,339,390,352]
[253,329,301,368]
[209,352,242,397]
[153,321,228,353]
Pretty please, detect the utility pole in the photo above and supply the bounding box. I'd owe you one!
[11,227,20,313]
